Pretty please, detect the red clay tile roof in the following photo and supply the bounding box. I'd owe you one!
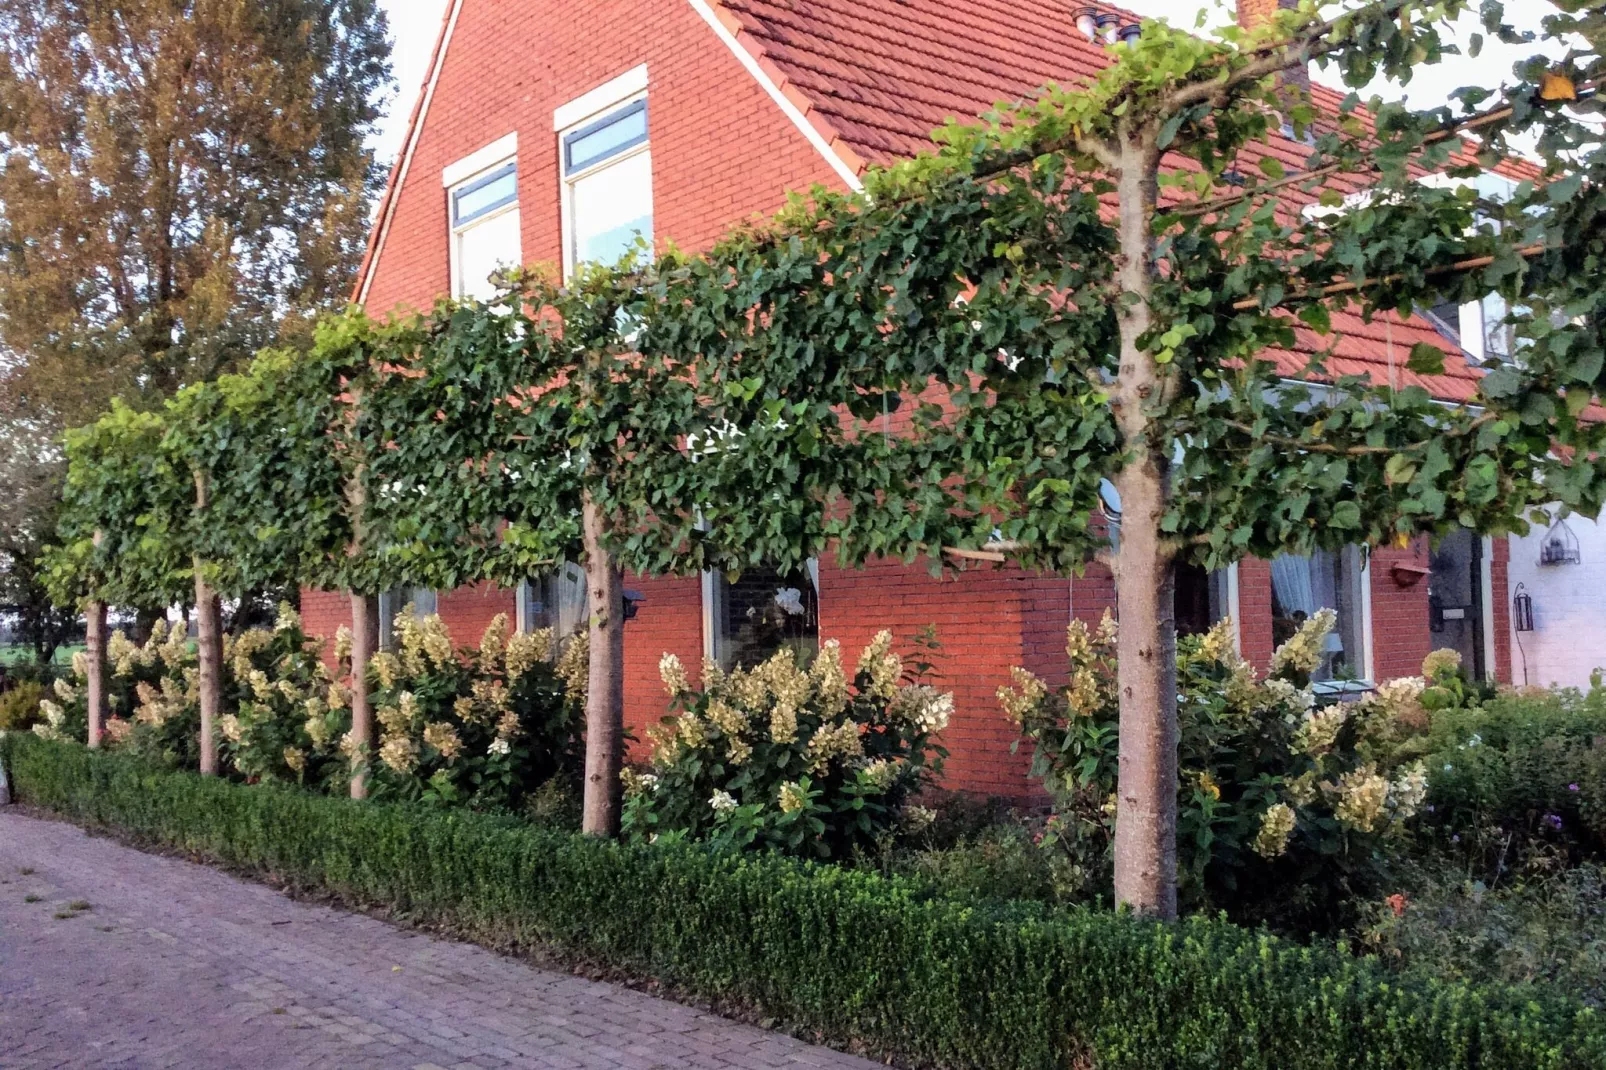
[712,0,1531,402]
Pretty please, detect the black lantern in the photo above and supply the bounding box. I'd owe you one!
[1512,583,1535,632]
[1539,519,1582,566]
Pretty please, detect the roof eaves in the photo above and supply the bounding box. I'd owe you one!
[691,0,869,190]
[352,0,464,308]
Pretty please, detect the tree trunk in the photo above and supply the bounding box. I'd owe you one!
[193,572,223,775]
[85,599,107,749]
[348,592,380,799]
[1109,134,1181,919]
[192,471,223,776]
[580,492,626,837]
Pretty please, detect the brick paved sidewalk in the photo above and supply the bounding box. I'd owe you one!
[0,811,877,1070]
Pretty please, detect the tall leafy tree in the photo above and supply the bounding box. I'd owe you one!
[0,0,391,631]
[659,0,1605,916]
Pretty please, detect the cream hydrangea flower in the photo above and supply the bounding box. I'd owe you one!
[998,666,1049,726]
[369,652,401,690]
[379,734,419,774]
[555,632,589,701]
[777,780,809,814]
[479,614,510,671]
[705,699,747,739]
[495,710,521,741]
[53,677,75,703]
[505,628,551,680]
[1252,803,1297,858]
[1197,617,1238,665]
[423,721,463,762]
[1389,761,1430,821]
[487,738,511,757]
[219,714,244,743]
[856,631,902,700]
[334,625,354,663]
[860,757,901,791]
[71,649,90,680]
[103,716,133,746]
[1332,765,1390,832]
[274,601,301,633]
[806,720,863,772]
[709,789,738,816]
[620,769,659,797]
[659,652,690,697]
[1422,647,1463,679]
[899,804,937,833]
[808,640,849,717]
[283,747,307,774]
[1269,607,1338,676]
[1293,703,1348,757]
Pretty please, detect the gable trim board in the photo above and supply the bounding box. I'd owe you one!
[355,0,466,306]
[687,0,864,192]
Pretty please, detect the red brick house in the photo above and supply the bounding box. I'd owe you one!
[303,0,1516,797]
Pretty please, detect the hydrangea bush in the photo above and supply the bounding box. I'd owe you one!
[1002,611,1430,925]
[216,603,348,789]
[621,632,949,859]
[37,621,201,766]
[362,608,585,811]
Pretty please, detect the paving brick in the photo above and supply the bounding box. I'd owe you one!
[0,812,876,1069]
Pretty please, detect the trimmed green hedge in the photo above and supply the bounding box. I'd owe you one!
[4,733,1602,1070]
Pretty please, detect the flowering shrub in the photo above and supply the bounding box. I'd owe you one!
[621,631,948,859]
[217,603,349,789]
[37,622,202,766]
[1002,611,1430,924]
[363,608,584,811]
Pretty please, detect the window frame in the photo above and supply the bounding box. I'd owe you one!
[557,88,652,280]
[444,134,521,301]
[701,559,821,671]
[1269,546,1375,688]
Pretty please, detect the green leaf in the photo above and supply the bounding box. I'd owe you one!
[1330,501,1362,529]
[1406,343,1446,376]
[1257,157,1286,180]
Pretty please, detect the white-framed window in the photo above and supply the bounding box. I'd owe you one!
[703,562,820,671]
[444,133,521,301]
[557,69,653,277]
[1269,547,1371,682]
[378,587,439,652]
[516,562,589,640]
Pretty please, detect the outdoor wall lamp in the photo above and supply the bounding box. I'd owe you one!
[623,589,645,622]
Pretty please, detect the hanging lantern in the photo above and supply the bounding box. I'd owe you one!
[1539,518,1582,566]
[1512,583,1535,632]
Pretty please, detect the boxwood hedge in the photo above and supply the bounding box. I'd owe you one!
[3,733,1601,1070]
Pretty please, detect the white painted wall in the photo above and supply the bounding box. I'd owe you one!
[1508,512,1606,689]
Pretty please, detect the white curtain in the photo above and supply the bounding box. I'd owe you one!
[553,562,589,639]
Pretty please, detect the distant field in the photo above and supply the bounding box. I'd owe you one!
[0,645,82,667]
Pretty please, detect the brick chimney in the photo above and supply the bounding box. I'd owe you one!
[1239,0,1311,108]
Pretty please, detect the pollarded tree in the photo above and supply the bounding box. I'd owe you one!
[360,259,722,835]
[665,0,1605,917]
[47,403,192,749]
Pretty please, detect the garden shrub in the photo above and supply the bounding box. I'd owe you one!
[1361,862,1606,1007]
[0,680,46,732]
[217,602,350,790]
[363,608,584,811]
[1003,612,1431,925]
[1414,678,1606,869]
[3,733,1603,1070]
[37,621,199,765]
[621,632,948,859]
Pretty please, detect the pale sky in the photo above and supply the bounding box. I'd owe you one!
[369,0,1560,170]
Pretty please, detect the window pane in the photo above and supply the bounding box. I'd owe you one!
[564,101,648,175]
[524,562,588,640]
[570,150,652,268]
[455,205,521,300]
[379,588,438,652]
[713,564,819,671]
[1269,548,1365,681]
[452,165,517,225]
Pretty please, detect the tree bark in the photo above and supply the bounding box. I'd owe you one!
[194,571,223,775]
[580,492,626,837]
[192,470,223,776]
[348,592,380,799]
[1109,134,1181,919]
[84,599,108,749]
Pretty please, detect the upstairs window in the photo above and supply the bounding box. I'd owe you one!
[561,94,652,274]
[445,134,521,301]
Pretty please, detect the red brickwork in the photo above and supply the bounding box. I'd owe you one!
[1369,541,1434,682]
